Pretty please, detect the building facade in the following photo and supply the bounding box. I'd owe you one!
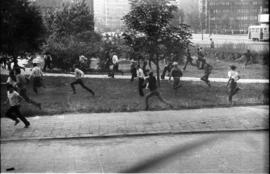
[199,0,269,34]
[94,0,131,32]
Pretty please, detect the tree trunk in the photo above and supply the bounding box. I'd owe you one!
[156,55,160,87]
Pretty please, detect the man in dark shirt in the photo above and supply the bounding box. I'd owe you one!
[43,53,52,71]
[200,63,213,87]
[197,47,206,69]
[244,49,252,68]
[183,48,195,71]
[161,61,173,80]
[144,71,173,110]
[169,62,183,94]
[14,68,41,109]
[130,60,137,82]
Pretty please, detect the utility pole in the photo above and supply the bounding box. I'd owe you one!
[208,8,211,37]
[200,13,204,40]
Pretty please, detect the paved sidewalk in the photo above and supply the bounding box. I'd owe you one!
[1,106,268,141]
[44,73,269,83]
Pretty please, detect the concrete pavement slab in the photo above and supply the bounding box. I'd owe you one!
[1,131,268,173]
[1,106,268,141]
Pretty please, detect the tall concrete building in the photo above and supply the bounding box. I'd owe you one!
[94,0,131,32]
[199,0,269,34]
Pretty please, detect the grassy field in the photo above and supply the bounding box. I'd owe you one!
[110,57,269,79]
[1,75,268,117]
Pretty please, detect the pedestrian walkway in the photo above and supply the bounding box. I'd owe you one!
[1,68,268,83]
[44,73,269,83]
[1,106,268,142]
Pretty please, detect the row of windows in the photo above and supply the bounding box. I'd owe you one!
[211,9,260,13]
[209,1,264,6]
[210,16,258,21]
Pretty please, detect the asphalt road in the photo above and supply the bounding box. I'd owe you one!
[1,131,268,173]
[191,34,269,51]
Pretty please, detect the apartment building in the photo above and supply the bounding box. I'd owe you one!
[199,0,269,34]
[94,0,131,31]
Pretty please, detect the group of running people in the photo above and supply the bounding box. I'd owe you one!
[2,47,241,128]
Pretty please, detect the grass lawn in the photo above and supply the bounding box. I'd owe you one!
[1,75,268,117]
[179,58,269,79]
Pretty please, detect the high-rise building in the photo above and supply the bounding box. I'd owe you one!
[199,0,269,34]
[94,0,131,32]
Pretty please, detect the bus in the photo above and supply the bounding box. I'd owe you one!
[248,24,269,41]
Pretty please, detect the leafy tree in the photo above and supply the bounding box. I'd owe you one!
[44,0,101,71]
[0,0,45,57]
[123,0,192,86]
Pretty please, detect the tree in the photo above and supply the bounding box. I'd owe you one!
[0,0,46,57]
[123,0,192,86]
[44,0,101,71]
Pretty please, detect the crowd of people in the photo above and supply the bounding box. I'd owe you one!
[2,43,243,129]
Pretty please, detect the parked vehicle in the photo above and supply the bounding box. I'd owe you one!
[248,24,269,41]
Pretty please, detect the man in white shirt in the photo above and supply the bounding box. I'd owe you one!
[227,65,241,105]
[5,84,30,128]
[79,55,87,64]
[70,64,95,95]
[2,71,17,88]
[136,65,145,97]
[110,53,124,78]
[30,63,44,94]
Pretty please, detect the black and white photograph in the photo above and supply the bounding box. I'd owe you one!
[0,0,269,173]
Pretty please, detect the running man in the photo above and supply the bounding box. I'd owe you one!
[130,60,137,82]
[70,64,95,96]
[244,49,252,68]
[136,64,145,97]
[200,63,213,87]
[161,61,173,80]
[2,70,17,88]
[43,53,52,71]
[183,48,195,71]
[226,65,241,105]
[144,71,173,110]
[5,84,30,128]
[169,62,183,93]
[29,63,44,94]
[14,68,41,109]
[210,38,215,49]
[197,47,206,69]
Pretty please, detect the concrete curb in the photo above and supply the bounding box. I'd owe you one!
[1,127,268,143]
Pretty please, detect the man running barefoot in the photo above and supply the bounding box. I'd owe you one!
[144,71,173,110]
[71,64,95,96]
